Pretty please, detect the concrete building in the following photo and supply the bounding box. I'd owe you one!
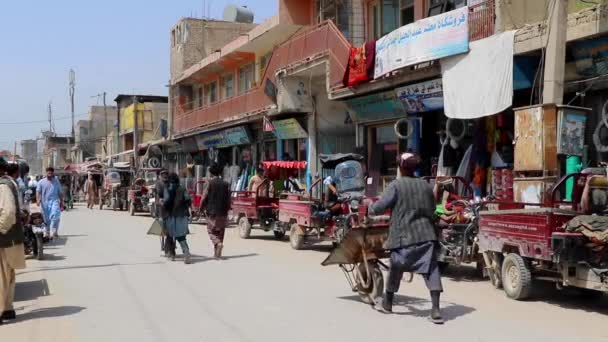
[42,136,73,170]
[72,105,117,162]
[113,95,168,160]
[20,139,41,175]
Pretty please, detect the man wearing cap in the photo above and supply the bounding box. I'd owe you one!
[0,157,26,324]
[369,152,444,324]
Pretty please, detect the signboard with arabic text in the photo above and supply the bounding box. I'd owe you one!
[273,118,308,140]
[395,79,443,113]
[375,7,469,78]
[195,126,251,150]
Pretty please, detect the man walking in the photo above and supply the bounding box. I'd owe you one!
[84,173,98,210]
[369,153,444,324]
[202,163,231,258]
[36,167,63,239]
[155,169,169,256]
[0,158,26,325]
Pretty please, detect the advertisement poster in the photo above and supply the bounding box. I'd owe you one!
[345,91,406,122]
[375,6,469,78]
[195,126,251,150]
[395,78,443,113]
[272,118,308,140]
[558,112,587,156]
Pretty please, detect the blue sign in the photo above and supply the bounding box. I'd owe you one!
[195,126,251,150]
[395,79,443,113]
[345,91,406,123]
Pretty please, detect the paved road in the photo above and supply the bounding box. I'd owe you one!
[3,206,608,342]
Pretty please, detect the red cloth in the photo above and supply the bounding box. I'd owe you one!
[343,41,376,87]
[261,161,307,170]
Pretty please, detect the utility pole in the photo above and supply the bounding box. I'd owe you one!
[542,0,567,105]
[48,102,54,133]
[133,96,139,170]
[103,92,108,157]
[69,69,76,139]
[13,142,17,162]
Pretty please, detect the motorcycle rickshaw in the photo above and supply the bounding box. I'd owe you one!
[127,168,160,216]
[277,154,367,250]
[101,165,133,211]
[232,161,306,240]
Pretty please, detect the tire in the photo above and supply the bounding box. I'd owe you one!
[35,234,44,260]
[238,216,252,239]
[356,262,384,305]
[446,118,466,142]
[501,253,533,300]
[289,223,305,250]
[273,230,286,240]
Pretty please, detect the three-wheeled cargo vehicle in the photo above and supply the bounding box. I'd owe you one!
[278,154,367,250]
[479,171,608,300]
[101,164,133,211]
[128,168,160,216]
[233,161,306,240]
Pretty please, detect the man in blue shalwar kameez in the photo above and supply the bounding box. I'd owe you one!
[36,167,63,239]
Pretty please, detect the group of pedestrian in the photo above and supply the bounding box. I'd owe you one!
[154,162,231,264]
[0,159,64,325]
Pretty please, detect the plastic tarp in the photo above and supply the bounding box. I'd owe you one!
[441,31,516,119]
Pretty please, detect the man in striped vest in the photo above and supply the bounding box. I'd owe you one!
[369,152,444,324]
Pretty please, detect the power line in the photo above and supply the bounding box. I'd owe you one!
[0,112,89,125]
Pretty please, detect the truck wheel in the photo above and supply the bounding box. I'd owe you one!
[356,262,384,305]
[238,216,252,239]
[289,223,305,250]
[502,253,532,300]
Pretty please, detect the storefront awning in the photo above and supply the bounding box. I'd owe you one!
[262,161,307,169]
[441,31,515,119]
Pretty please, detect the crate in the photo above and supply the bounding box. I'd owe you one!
[514,104,557,173]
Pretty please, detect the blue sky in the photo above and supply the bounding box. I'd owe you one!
[0,0,277,152]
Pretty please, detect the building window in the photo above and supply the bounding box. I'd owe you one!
[193,84,203,108]
[239,64,254,93]
[368,0,409,40]
[428,0,466,17]
[205,81,218,104]
[221,73,235,99]
[400,0,415,26]
[315,0,352,41]
[381,0,399,35]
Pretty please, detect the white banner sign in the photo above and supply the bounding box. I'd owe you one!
[375,7,469,78]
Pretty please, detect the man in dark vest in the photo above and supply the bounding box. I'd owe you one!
[369,152,444,324]
[202,163,231,258]
[0,157,26,324]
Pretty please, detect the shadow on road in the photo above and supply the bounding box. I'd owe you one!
[17,261,164,275]
[40,253,66,261]
[338,294,475,322]
[528,282,608,315]
[16,306,86,322]
[441,264,485,283]
[14,279,50,302]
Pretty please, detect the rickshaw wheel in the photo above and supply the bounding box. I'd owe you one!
[356,262,384,305]
[238,216,252,239]
[289,223,305,250]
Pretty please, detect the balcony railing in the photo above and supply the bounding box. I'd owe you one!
[173,20,351,136]
[469,0,495,41]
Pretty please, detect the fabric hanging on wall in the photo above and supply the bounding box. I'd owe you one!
[441,31,516,119]
[343,41,376,87]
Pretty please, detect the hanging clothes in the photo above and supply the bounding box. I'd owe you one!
[343,41,376,87]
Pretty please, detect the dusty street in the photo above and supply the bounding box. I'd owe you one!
[3,206,607,342]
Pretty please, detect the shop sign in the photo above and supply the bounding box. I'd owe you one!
[273,118,308,140]
[557,109,587,156]
[345,91,406,123]
[375,6,469,78]
[195,126,251,150]
[395,79,443,113]
[570,36,608,80]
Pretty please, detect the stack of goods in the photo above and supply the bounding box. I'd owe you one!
[491,168,513,201]
[565,215,608,268]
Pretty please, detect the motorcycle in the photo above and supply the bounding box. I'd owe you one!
[23,210,45,260]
